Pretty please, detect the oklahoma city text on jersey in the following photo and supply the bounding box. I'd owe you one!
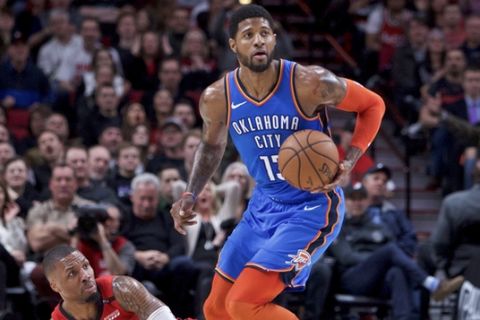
[231,115,300,149]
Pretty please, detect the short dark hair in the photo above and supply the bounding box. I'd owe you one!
[43,245,77,279]
[229,4,274,38]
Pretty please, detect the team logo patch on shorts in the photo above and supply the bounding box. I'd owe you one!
[286,249,311,271]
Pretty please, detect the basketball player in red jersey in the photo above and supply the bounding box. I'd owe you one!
[44,245,177,320]
[170,4,385,320]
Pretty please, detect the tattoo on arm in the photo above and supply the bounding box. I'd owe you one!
[187,140,226,196]
[113,276,164,320]
[343,146,363,170]
[315,67,347,106]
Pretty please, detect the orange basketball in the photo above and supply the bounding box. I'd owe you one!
[278,130,339,191]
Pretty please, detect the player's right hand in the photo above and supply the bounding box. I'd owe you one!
[170,193,197,235]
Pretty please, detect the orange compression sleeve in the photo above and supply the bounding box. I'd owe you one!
[336,79,385,153]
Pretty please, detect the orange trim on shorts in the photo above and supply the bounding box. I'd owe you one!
[290,63,319,121]
[233,60,284,106]
[245,262,295,273]
[310,189,342,257]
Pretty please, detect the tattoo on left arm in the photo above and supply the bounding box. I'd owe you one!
[113,276,165,320]
[344,146,363,170]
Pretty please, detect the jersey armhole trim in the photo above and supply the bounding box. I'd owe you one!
[224,73,231,126]
[291,63,320,121]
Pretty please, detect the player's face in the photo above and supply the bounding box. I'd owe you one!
[49,251,98,303]
[229,17,276,73]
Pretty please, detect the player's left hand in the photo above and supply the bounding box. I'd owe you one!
[310,161,352,193]
[170,193,197,235]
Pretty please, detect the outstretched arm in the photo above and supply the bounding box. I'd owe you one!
[170,79,229,234]
[112,276,175,320]
[295,65,385,191]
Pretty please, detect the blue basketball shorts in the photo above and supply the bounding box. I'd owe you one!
[216,187,345,291]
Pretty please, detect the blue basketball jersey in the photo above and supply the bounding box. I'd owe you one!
[226,59,328,202]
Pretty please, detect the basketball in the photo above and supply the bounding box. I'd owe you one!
[278,130,339,191]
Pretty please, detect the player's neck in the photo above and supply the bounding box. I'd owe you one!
[62,300,99,320]
[238,60,279,100]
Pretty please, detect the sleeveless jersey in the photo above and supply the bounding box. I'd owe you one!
[51,275,139,320]
[226,59,327,202]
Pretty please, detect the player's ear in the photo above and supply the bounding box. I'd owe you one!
[49,279,60,294]
[229,38,237,53]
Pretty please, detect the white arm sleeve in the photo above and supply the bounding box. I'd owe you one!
[146,306,176,320]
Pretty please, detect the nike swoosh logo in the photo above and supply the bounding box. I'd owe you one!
[304,204,322,211]
[231,101,247,109]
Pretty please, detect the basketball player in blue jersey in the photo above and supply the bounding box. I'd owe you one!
[170,4,385,320]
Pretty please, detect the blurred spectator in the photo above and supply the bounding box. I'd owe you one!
[363,163,418,256]
[135,8,153,34]
[365,0,412,74]
[87,145,112,186]
[50,0,81,28]
[114,12,142,89]
[3,156,40,218]
[55,18,101,93]
[157,56,184,101]
[0,30,50,140]
[121,102,147,139]
[158,166,181,212]
[328,184,464,319]
[121,173,195,317]
[37,9,81,82]
[65,146,117,204]
[15,0,50,54]
[146,117,185,175]
[173,99,197,129]
[0,123,8,143]
[425,47,466,106]
[79,84,122,147]
[0,180,27,289]
[137,30,162,91]
[460,15,480,64]
[441,4,465,50]
[0,8,14,59]
[162,6,190,57]
[422,64,480,192]
[180,28,219,103]
[429,0,448,28]
[44,112,70,144]
[15,103,51,155]
[392,15,429,122]
[75,204,135,277]
[0,142,15,172]
[107,143,141,205]
[421,28,446,94]
[338,118,375,184]
[181,128,201,180]
[32,130,64,194]
[421,81,480,188]
[150,88,174,133]
[98,123,123,159]
[26,164,92,254]
[220,161,253,221]
[431,157,480,278]
[80,47,127,99]
[129,124,150,164]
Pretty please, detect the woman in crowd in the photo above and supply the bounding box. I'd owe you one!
[3,157,40,218]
